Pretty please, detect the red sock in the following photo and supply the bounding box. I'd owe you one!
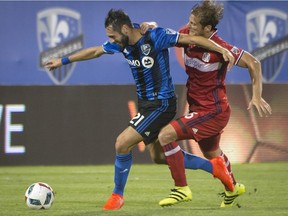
[162,142,187,187]
[221,152,237,185]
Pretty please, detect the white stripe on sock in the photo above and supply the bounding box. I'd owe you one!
[164,145,181,157]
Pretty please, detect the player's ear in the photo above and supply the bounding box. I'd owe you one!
[204,25,212,32]
[121,25,129,35]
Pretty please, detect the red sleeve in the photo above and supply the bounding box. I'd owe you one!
[211,34,244,65]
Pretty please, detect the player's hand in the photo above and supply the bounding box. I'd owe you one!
[222,49,234,71]
[140,22,157,34]
[247,97,272,117]
[44,58,62,71]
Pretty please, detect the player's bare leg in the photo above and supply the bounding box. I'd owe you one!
[146,140,167,164]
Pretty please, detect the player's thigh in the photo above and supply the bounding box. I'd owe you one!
[130,98,176,145]
[158,124,178,145]
[116,126,143,153]
[170,111,229,142]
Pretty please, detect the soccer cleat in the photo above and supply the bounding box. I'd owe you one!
[102,193,124,210]
[159,186,192,206]
[219,183,246,208]
[210,156,234,191]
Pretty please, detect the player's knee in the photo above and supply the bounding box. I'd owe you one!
[147,143,166,164]
[202,149,221,159]
[158,128,175,145]
[150,151,167,164]
[115,135,129,153]
[151,156,167,164]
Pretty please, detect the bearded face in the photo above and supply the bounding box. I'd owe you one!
[105,25,130,48]
[119,32,129,47]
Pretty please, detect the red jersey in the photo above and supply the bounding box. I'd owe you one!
[177,26,244,112]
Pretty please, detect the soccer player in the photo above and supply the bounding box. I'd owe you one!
[157,0,272,208]
[45,9,235,210]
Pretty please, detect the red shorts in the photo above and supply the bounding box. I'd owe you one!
[170,106,231,152]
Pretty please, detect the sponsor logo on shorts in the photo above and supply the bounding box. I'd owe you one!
[192,128,198,134]
[145,131,151,136]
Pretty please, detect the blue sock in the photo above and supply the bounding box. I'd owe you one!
[113,152,132,196]
[182,150,213,174]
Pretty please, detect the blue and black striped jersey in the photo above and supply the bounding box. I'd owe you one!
[102,27,179,100]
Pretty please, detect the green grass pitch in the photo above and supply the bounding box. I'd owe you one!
[1,162,287,216]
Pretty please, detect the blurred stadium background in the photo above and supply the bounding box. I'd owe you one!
[0,1,287,165]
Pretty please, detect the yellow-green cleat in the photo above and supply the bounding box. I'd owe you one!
[220,183,246,208]
[159,186,192,207]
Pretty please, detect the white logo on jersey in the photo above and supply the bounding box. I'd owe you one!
[202,52,211,62]
[142,56,154,68]
[123,48,129,54]
[165,28,177,35]
[126,59,141,67]
[184,56,220,72]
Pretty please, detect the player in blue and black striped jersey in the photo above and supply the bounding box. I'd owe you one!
[103,23,176,101]
[45,8,234,210]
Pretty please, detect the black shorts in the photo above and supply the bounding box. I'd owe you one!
[129,97,177,145]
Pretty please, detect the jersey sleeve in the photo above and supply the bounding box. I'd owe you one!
[175,26,189,48]
[151,27,179,50]
[212,35,244,65]
[132,23,140,29]
[229,45,245,65]
[102,41,122,54]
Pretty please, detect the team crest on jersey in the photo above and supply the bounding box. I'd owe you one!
[202,52,210,62]
[141,44,151,55]
[37,8,84,85]
[246,9,288,83]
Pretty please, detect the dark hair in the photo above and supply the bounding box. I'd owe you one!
[104,9,133,32]
[191,0,224,30]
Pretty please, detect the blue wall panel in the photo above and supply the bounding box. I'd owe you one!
[0,1,287,85]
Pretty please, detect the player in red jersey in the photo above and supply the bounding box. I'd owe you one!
[158,0,272,208]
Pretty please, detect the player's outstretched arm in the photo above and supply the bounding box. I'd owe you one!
[178,34,234,71]
[237,51,272,117]
[45,46,104,71]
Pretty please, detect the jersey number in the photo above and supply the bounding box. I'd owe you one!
[184,112,198,119]
[130,113,145,126]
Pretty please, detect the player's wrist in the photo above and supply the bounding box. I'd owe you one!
[61,57,71,65]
